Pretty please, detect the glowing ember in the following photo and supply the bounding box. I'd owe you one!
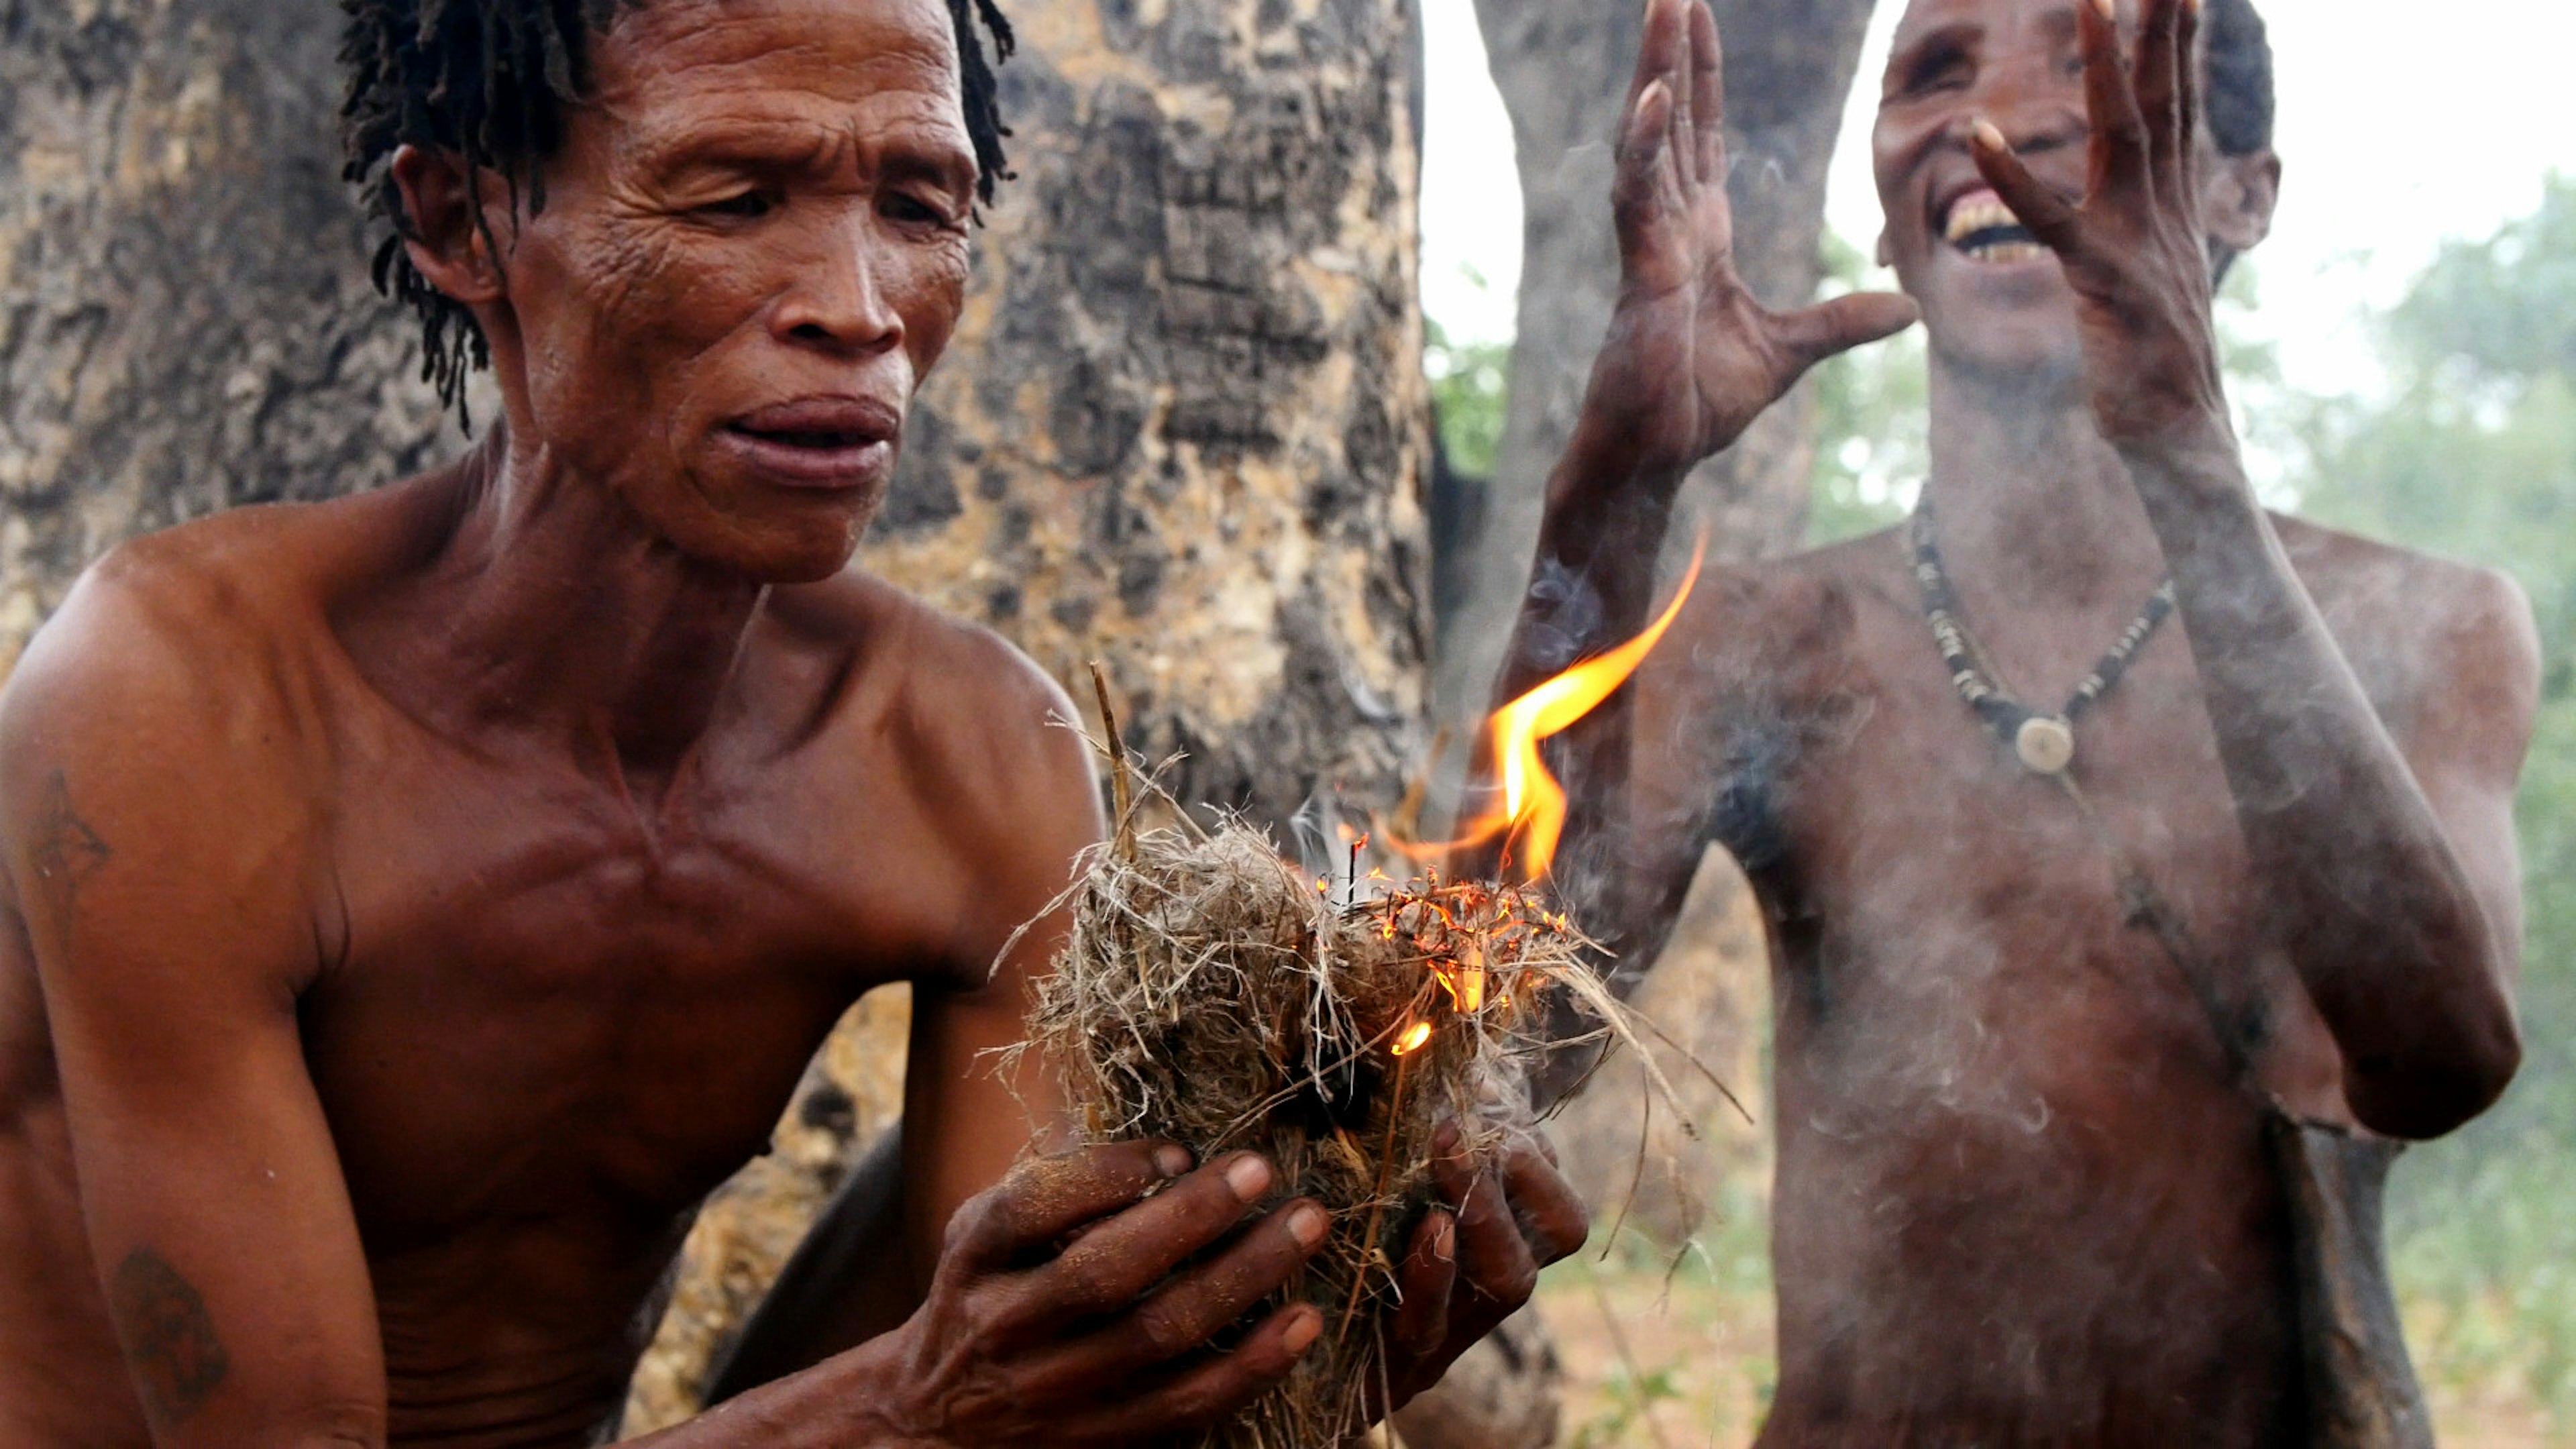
[1391,1019,1434,1056]
[1440,537,1707,883]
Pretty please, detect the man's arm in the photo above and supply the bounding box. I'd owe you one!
[0,575,388,1448]
[1969,0,2526,1138]
[1466,0,1910,968]
[718,624,1587,1426]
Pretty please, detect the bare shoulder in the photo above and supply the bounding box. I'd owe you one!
[1644,527,1895,706]
[2274,513,2541,762]
[764,572,1103,885]
[0,506,350,971]
[0,505,345,776]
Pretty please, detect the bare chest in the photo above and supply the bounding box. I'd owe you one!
[1756,618,2343,1139]
[297,743,945,1257]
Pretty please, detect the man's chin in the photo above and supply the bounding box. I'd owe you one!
[1924,304,2088,400]
[661,508,870,586]
[739,521,869,585]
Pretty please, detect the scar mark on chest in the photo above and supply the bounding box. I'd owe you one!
[111,1248,229,1426]
[31,771,112,945]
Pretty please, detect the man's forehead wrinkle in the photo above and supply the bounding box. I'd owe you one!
[619,99,974,191]
[1888,0,2080,50]
[585,0,963,135]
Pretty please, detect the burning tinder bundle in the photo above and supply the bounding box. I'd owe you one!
[1017,816,1627,1448]
[1016,540,1713,1445]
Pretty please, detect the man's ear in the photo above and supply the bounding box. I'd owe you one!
[2204,146,2281,260]
[390,144,506,305]
[1876,227,1895,268]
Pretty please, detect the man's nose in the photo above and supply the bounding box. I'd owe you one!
[1959,58,2086,161]
[773,223,904,355]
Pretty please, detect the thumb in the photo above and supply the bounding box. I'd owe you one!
[1768,290,1921,379]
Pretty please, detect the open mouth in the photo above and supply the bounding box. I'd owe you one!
[1941,188,2047,264]
[721,397,899,489]
[732,425,881,451]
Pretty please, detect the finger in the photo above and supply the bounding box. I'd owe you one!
[1019,1152,1279,1326]
[1687,0,1725,186]
[948,1141,1195,1269]
[1387,1210,1458,1362]
[1612,81,1690,295]
[1970,121,2084,255]
[1448,1152,1540,1330]
[1662,0,1693,190]
[2078,0,2147,193]
[1048,1199,1330,1382]
[2133,0,2184,184]
[2174,0,2204,192]
[1625,0,1682,118]
[1767,290,1921,381]
[1501,1142,1591,1268]
[1057,1303,1324,1442]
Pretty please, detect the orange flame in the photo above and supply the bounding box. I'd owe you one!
[1442,537,1707,883]
[1391,1020,1434,1055]
[1430,936,1486,1014]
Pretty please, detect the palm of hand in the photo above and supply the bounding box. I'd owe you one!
[1585,0,1918,488]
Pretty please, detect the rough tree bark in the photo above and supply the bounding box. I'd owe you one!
[1434,0,1882,719]
[1,0,1440,1431]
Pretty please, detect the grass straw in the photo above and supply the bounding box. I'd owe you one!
[998,700,1695,1447]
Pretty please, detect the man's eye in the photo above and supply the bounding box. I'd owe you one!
[885,193,962,230]
[1902,51,1972,96]
[700,191,775,219]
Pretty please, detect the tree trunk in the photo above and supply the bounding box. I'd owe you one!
[1434,0,1882,720]
[3,0,1438,1431]
[0,0,468,680]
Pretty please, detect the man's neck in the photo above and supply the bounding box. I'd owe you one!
[407,421,767,795]
[1919,357,2169,615]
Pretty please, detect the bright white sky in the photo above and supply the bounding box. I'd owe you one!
[1421,0,2576,400]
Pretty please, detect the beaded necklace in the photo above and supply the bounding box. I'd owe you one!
[1909,499,2176,775]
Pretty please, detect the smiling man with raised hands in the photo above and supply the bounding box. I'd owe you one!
[1495,0,2536,1441]
[0,0,1585,1444]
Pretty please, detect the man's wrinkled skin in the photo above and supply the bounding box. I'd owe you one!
[0,1,1582,1444]
[1495,0,2535,1442]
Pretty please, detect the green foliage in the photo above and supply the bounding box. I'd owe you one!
[1807,233,1927,543]
[2288,173,2576,1429]
[1425,272,1511,478]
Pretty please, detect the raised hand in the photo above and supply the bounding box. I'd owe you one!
[1581,0,1918,492]
[1969,0,2226,449]
[853,1141,1328,1446]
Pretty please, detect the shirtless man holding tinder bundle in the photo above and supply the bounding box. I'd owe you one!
[0,0,1584,1442]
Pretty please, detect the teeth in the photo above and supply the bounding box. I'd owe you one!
[1965,241,2049,264]
[1944,195,2021,244]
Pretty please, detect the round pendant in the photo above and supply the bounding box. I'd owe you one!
[2015,715,2076,775]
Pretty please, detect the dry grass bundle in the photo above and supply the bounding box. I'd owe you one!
[1010,797,1665,1448]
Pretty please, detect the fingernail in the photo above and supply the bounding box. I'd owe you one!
[1288,1204,1330,1248]
[1433,1216,1456,1263]
[1283,1309,1323,1354]
[1972,119,2008,152]
[1226,1155,1275,1203]
[2092,0,2114,19]
[1154,1144,1193,1179]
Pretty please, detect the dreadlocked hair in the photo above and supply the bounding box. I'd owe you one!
[339,0,1016,420]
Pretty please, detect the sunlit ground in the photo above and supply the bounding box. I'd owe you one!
[1533,1232,2570,1448]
